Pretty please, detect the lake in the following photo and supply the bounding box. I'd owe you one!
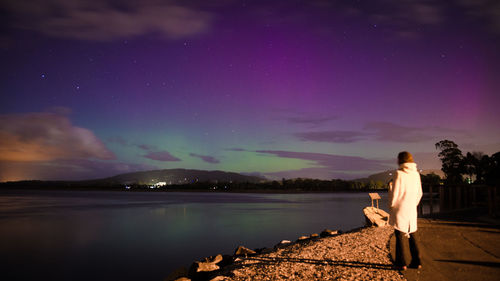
[0,190,388,281]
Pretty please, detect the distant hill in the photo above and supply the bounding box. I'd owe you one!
[356,169,444,184]
[102,169,266,185]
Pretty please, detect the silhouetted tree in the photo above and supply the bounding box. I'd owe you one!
[485,152,500,185]
[421,173,441,186]
[463,152,475,182]
[435,140,464,183]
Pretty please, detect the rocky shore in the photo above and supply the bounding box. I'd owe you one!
[167,225,404,281]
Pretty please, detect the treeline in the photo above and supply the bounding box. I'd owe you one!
[0,178,390,192]
[435,140,500,185]
[134,178,389,192]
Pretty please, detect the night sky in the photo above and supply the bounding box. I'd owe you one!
[1,0,499,181]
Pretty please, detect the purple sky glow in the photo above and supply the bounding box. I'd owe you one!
[1,0,499,181]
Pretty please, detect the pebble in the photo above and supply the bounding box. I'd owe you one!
[218,226,404,280]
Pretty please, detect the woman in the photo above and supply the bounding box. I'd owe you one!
[388,151,423,270]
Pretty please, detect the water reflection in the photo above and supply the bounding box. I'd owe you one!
[0,190,388,281]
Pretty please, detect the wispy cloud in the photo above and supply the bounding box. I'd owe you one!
[253,150,392,180]
[458,0,500,34]
[0,159,157,182]
[0,111,115,162]
[256,150,391,171]
[107,136,130,146]
[286,116,338,127]
[107,137,158,151]
[295,122,468,144]
[137,144,157,151]
[226,148,248,152]
[364,122,431,143]
[2,0,213,41]
[189,153,220,164]
[143,151,181,162]
[294,130,367,143]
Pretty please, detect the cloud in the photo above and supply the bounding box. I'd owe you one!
[189,153,220,164]
[0,159,158,182]
[107,136,130,146]
[364,122,469,143]
[107,137,157,151]
[137,144,156,151]
[295,122,468,144]
[0,112,115,162]
[226,148,248,152]
[256,150,391,171]
[294,130,367,143]
[363,122,431,143]
[143,150,181,162]
[286,116,338,127]
[2,0,213,41]
[458,0,500,33]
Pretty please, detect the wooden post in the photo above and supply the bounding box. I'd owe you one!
[449,186,454,210]
[429,185,433,215]
[466,186,472,208]
[440,185,445,212]
[369,193,381,209]
[472,185,477,206]
[488,186,497,216]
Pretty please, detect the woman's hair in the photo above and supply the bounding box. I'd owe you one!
[398,151,414,165]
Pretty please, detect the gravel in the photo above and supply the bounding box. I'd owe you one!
[217,226,405,281]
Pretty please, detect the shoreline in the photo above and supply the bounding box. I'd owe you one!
[167,225,404,281]
[168,209,500,281]
[0,187,387,194]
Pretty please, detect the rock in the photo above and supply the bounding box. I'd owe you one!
[209,276,226,281]
[174,278,191,281]
[255,247,273,254]
[204,254,223,264]
[218,255,234,268]
[234,246,256,256]
[194,261,219,273]
[320,229,339,237]
[310,233,319,239]
[280,240,291,244]
[363,206,390,227]
[297,235,309,241]
[188,254,225,280]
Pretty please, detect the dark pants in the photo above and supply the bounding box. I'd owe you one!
[394,229,422,267]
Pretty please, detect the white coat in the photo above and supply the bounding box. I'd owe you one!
[388,162,423,234]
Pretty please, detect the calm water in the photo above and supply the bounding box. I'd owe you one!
[0,190,388,281]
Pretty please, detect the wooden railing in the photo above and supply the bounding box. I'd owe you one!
[418,185,499,217]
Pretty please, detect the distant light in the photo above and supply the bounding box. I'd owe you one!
[41,74,46,78]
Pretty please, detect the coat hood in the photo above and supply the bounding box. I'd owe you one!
[399,162,418,173]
